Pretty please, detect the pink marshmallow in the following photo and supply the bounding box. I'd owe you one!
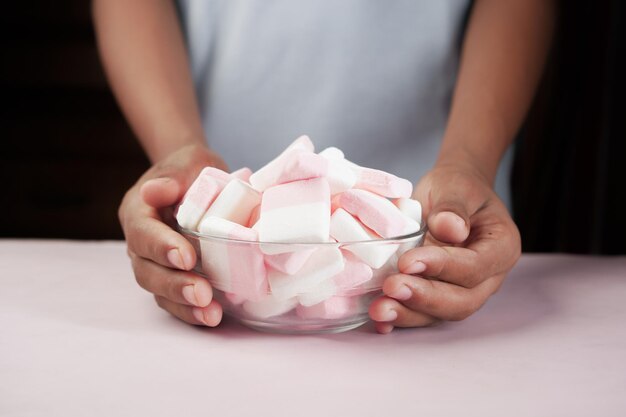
[202,179,261,226]
[333,250,374,295]
[249,135,319,191]
[330,209,398,269]
[176,167,229,230]
[259,178,331,253]
[265,248,315,275]
[353,166,413,198]
[339,189,415,238]
[230,167,253,182]
[296,296,357,320]
[198,217,267,302]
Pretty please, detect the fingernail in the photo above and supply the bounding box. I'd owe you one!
[192,307,208,325]
[380,309,398,322]
[390,285,412,301]
[167,248,184,269]
[182,285,199,306]
[377,323,394,334]
[406,261,426,274]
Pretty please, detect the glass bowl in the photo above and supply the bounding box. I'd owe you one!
[179,225,426,334]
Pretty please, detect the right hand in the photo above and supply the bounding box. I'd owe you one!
[119,144,228,327]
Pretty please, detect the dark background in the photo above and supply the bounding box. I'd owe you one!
[1,1,625,254]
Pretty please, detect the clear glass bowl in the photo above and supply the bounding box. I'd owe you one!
[180,226,426,334]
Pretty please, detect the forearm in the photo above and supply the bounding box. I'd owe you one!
[438,0,556,183]
[92,0,206,163]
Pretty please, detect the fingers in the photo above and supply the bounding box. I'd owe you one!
[370,296,438,328]
[381,273,503,321]
[399,206,520,288]
[155,296,223,327]
[125,217,196,270]
[131,254,212,307]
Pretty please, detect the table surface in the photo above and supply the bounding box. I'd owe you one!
[1,240,625,417]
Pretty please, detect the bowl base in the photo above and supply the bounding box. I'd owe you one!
[236,317,368,335]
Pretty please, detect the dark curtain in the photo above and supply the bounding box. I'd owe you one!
[512,0,626,254]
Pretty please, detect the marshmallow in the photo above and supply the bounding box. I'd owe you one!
[330,209,397,268]
[230,167,253,182]
[318,147,357,194]
[325,159,357,194]
[247,204,261,228]
[298,278,337,307]
[333,250,373,295]
[198,217,267,301]
[201,179,261,226]
[269,247,344,300]
[394,197,422,225]
[203,166,233,183]
[339,189,419,238]
[243,295,298,319]
[259,178,331,254]
[361,253,398,291]
[318,147,345,160]
[249,136,321,191]
[296,296,357,320]
[285,134,315,153]
[265,248,315,275]
[176,167,229,230]
[353,166,413,198]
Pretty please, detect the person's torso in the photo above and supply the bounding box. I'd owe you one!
[179,0,474,185]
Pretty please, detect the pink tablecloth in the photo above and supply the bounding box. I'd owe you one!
[1,240,625,416]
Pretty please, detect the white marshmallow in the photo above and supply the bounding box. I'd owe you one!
[326,159,357,194]
[249,135,319,191]
[268,247,344,300]
[394,198,422,226]
[259,178,330,254]
[265,248,315,275]
[243,295,298,319]
[318,146,345,160]
[298,278,337,307]
[330,209,398,269]
[198,217,267,301]
[201,179,261,226]
[230,167,253,182]
[175,168,229,230]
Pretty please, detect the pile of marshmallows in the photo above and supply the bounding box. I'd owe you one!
[176,136,422,321]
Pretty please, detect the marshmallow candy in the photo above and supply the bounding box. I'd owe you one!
[330,209,398,269]
[243,295,299,319]
[175,167,230,230]
[202,179,261,226]
[339,189,420,238]
[230,167,253,182]
[296,296,357,320]
[248,135,322,191]
[353,166,413,198]
[333,250,373,296]
[318,148,357,194]
[265,248,315,275]
[259,177,331,254]
[268,247,344,300]
[298,278,338,307]
[393,197,422,225]
[198,217,267,301]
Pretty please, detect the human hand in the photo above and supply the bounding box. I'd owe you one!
[119,144,228,327]
[368,164,521,333]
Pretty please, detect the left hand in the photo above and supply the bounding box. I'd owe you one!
[368,164,521,333]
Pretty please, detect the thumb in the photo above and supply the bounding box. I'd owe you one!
[427,195,471,244]
[140,177,182,208]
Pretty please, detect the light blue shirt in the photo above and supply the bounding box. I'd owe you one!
[179,0,512,205]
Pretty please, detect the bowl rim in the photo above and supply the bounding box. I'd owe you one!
[178,222,427,246]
